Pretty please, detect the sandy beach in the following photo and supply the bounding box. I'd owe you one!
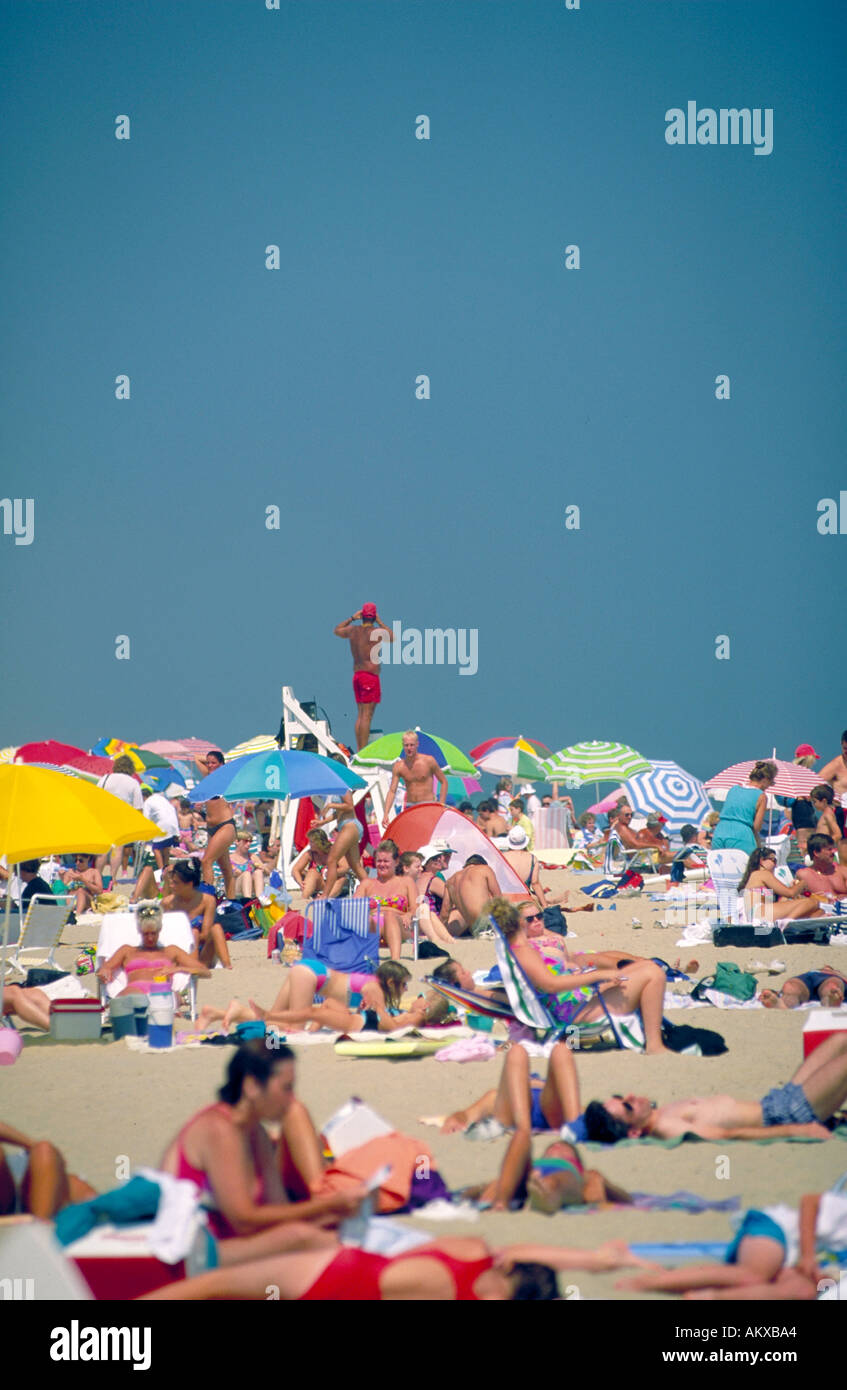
[5,868,846,1300]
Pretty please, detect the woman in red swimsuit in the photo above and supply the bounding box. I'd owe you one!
[159,1040,364,1255]
[143,1234,649,1300]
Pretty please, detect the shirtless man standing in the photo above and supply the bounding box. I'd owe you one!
[820,729,847,834]
[334,603,393,751]
[381,730,447,829]
[585,1032,847,1144]
[441,855,500,937]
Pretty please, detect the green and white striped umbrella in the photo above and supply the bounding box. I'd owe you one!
[543,740,652,788]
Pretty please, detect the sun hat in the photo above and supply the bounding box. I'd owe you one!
[507,826,529,849]
[794,743,820,760]
[418,840,453,863]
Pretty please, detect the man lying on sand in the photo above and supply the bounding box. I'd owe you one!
[441,1041,629,1212]
[584,1033,847,1143]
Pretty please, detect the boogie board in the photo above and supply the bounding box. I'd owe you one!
[334,1034,450,1058]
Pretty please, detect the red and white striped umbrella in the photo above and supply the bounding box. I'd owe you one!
[705,759,820,799]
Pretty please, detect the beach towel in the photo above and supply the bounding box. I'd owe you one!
[312,1133,436,1214]
[55,1176,162,1246]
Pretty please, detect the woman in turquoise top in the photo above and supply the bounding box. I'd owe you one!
[712,761,777,855]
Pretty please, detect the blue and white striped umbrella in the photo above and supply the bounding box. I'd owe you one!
[624,760,712,832]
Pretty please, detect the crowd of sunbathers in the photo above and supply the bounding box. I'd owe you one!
[4,1019,847,1299]
[6,738,847,1299]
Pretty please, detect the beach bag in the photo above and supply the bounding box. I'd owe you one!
[661,1020,727,1055]
[249,903,274,937]
[692,961,757,1002]
[541,905,568,936]
[215,901,261,939]
[25,968,69,990]
[713,924,783,948]
[616,868,644,891]
[782,923,831,946]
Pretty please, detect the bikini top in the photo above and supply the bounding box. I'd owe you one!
[125,954,172,974]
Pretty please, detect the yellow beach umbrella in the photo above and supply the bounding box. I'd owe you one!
[0,764,163,1058]
[0,763,161,863]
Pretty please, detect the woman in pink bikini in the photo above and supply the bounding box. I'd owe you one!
[159,1041,365,1255]
[97,905,212,999]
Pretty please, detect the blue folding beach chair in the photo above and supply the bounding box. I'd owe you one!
[303,897,379,975]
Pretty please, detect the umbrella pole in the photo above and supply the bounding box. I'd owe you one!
[0,863,16,1021]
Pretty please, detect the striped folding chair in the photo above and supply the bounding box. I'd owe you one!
[303,897,379,975]
[490,922,637,1048]
[603,832,659,879]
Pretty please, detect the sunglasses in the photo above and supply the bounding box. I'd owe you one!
[523,911,543,923]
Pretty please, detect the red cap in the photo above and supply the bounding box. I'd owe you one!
[361,603,377,620]
[794,743,820,760]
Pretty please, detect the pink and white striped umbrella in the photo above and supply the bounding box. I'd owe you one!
[705,759,820,799]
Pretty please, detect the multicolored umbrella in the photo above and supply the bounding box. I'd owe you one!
[15,741,112,778]
[705,759,820,801]
[445,775,483,806]
[352,731,475,777]
[188,749,365,804]
[624,760,712,832]
[469,736,552,762]
[93,740,173,772]
[543,741,652,787]
[474,744,549,781]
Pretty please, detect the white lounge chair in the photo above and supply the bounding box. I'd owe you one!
[95,910,199,1021]
[1,895,71,980]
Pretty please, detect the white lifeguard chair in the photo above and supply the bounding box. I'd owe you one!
[277,687,386,888]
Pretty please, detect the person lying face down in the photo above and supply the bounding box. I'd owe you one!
[760,967,847,1010]
[585,1033,847,1144]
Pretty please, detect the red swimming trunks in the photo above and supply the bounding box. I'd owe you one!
[353,670,381,705]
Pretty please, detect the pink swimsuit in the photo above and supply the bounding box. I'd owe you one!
[124,955,173,996]
[171,1103,266,1240]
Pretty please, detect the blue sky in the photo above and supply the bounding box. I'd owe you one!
[1,0,845,782]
